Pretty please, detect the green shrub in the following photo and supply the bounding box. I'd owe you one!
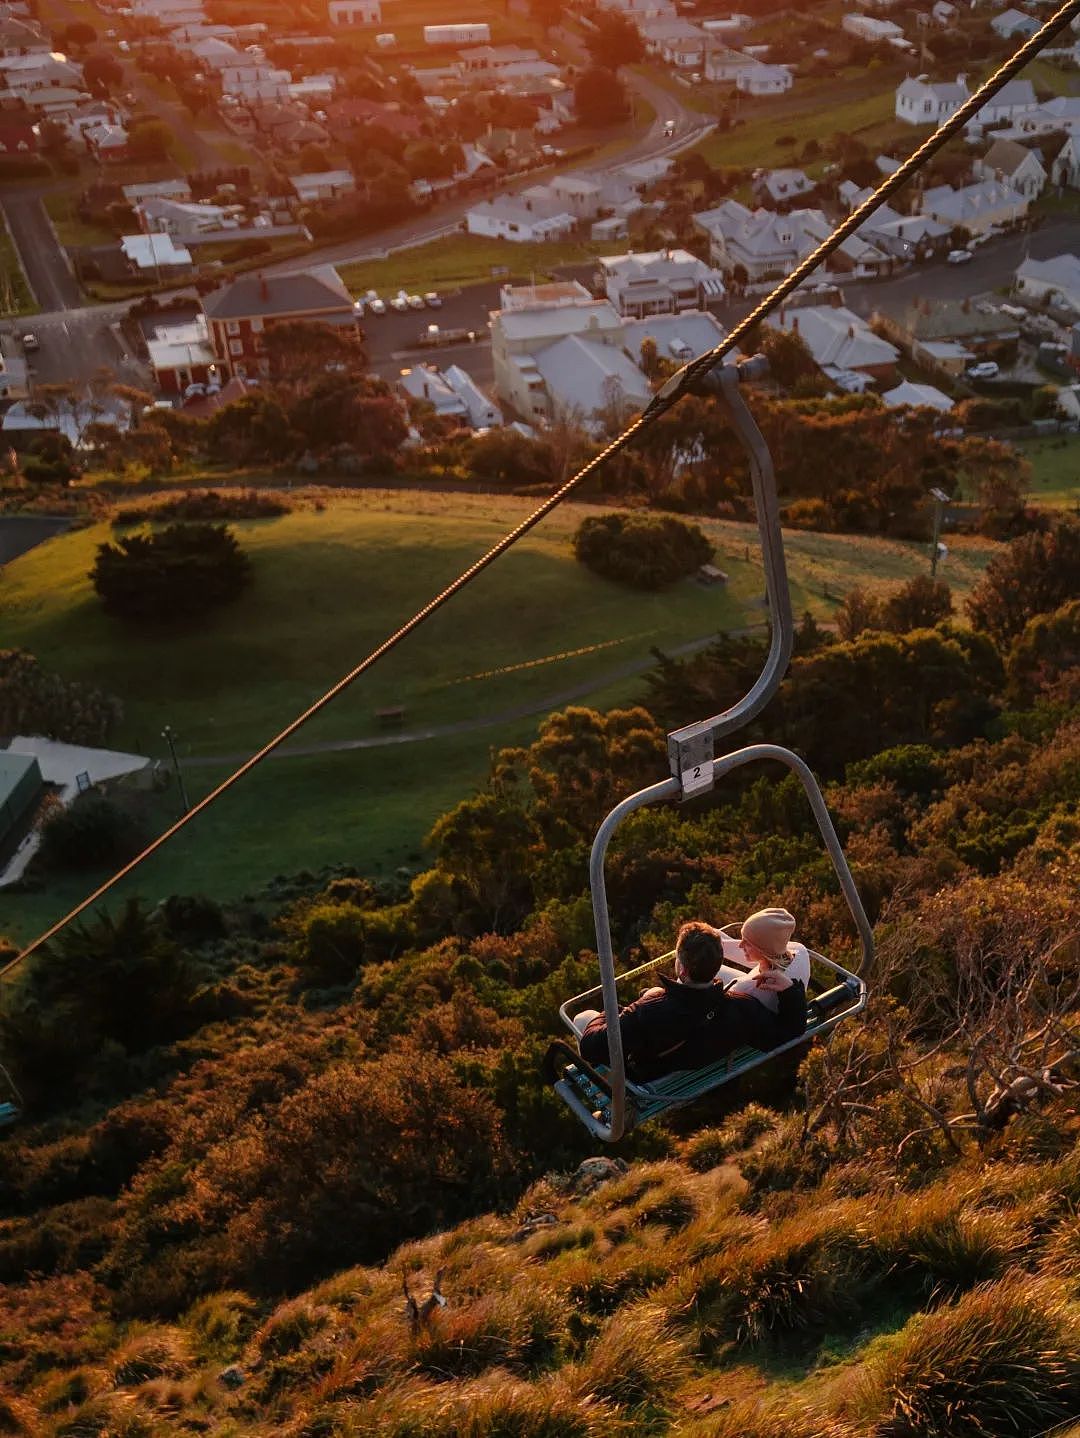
[573,512,713,590]
[182,1290,259,1363]
[90,522,253,624]
[38,794,146,872]
[866,1277,1080,1437]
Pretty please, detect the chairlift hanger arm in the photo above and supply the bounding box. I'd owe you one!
[668,357,795,762]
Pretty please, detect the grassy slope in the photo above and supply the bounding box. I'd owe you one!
[0,494,999,939]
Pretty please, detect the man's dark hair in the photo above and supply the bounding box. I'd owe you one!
[675,922,723,984]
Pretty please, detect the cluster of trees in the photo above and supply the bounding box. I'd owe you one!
[0,649,122,745]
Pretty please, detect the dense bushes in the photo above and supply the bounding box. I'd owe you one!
[968,515,1080,645]
[574,512,713,589]
[0,901,203,1098]
[90,522,253,623]
[112,489,290,526]
[0,648,122,745]
[37,794,146,872]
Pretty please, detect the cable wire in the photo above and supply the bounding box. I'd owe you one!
[4,0,1078,979]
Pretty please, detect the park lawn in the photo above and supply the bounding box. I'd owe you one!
[0,724,536,945]
[1020,435,1080,508]
[696,77,907,169]
[338,234,609,298]
[0,222,35,316]
[0,494,1001,941]
[44,192,113,249]
[2,491,1000,759]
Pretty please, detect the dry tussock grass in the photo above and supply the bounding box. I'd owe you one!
[334,1368,632,1437]
[670,1392,855,1438]
[563,1300,692,1411]
[409,1285,568,1380]
[857,1275,1080,1437]
[860,1187,1030,1296]
[111,1328,192,1387]
[0,1396,44,1438]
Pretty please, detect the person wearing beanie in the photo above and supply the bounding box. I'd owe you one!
[727,907,813,1013]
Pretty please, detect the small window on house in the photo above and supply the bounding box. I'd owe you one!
[924,100,932,114]
[258,359,270,376]
[250,317,263,332]
[226,319,241,335]
[229,339,243,356]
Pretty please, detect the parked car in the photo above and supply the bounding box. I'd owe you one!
[966,361,1000,380]
[407,294,425,310]
[390,292,409,312]
[947,249,973,265]
[366,292,386,316]
[424,291,442,308]
[21,333,38,351]
[352,299,365,315]
[664,119,676,136]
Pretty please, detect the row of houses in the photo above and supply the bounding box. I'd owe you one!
[464,157,672,244]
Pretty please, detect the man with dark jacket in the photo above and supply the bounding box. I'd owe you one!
[576,921,807,1083]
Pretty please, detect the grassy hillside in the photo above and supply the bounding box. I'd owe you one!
[1,505,1077,1436]
[0,493,1000,941]
[1,493,1000,759]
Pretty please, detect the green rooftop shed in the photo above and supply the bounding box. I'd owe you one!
[0,751,44,850]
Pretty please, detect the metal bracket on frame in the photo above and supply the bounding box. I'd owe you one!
[667,721,715,799]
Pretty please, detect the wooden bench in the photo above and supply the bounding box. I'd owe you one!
[375,706,405,728]
[697,564,729,585]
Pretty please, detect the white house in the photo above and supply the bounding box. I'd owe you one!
[465,194,575,242]
[966,78,1036,130]
[991,7,1040,38]
[290,170,355,203]
[932,1,958,26]
[399,365,468,422]
[1010,96,1080,140]
[754,168,815,207]
[736,62,792,95]
[695,201,888,282]
[895,73,968,125]
[444,365,502,428]
[882,380,954,412]
[843,14,904,42]
[328,0,380,24]
[121,232,194,272]
[1053,134,1080,189]
[1015,254,1080,313]
[547,174,604,220]
[598,249,726,316]
[597,0,677,16]
[0,14,49,58]
[763,305,899,384]
[919,179,1028,235]
[974,138,1046,199]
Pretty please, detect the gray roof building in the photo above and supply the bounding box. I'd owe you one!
[202,265,353,322]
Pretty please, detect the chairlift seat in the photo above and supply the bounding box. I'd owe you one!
[548,944,865,1140]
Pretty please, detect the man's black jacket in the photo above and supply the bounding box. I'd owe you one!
[579,972,807,1082]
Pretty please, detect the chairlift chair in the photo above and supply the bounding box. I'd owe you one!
[545,357,875,1143]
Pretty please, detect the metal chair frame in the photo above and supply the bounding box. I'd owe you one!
[552,358,876,1142]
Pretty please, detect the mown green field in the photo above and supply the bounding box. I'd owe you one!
[338,234,609,300]
[0,493,1000,941]
[1021,435,1080,509]
[0,220,36,317]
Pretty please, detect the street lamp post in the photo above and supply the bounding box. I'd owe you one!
[161,725,190,814]
[929,487,950,578]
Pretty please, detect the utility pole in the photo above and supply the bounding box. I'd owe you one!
[161,725,190,813]
[929,487,950,577]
